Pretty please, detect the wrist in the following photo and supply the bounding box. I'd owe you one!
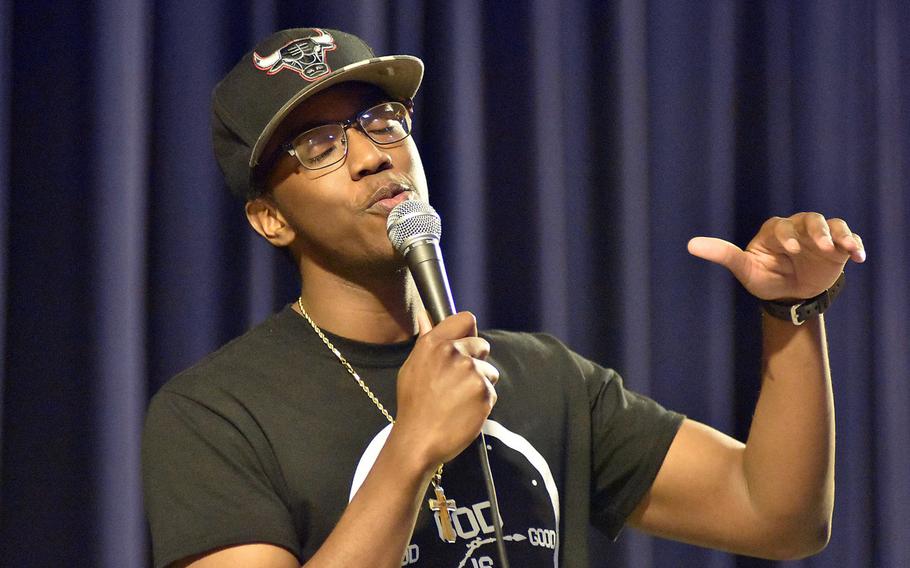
[385,423,441,482]
[761,272,845,326]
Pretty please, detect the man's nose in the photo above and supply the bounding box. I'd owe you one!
[346,128,392,179]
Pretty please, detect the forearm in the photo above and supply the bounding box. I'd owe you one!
[306,427,436,568]
[741,313,835,547]
[636,214,858,558]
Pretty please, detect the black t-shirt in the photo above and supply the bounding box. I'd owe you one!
[142,305,683,567]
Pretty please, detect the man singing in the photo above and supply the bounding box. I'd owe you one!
[142,28,865,568]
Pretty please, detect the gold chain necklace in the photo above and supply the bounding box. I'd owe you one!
[296,297,458,543]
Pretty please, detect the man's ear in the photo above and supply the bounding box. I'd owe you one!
[246,197,295,247]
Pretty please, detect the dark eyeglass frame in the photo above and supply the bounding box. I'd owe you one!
[280,99,415,171]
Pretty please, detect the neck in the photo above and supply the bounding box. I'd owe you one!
[295,260,422,344]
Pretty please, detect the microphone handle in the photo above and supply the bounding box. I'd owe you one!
[404,238,456,325]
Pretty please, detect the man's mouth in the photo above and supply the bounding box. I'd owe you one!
[367,183,413,212]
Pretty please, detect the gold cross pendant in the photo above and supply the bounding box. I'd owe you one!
[428,484,457,543]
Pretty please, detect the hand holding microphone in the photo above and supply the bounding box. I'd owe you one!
[386,200,498,463]
[387,200,509,567]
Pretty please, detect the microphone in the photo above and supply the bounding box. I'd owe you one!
[386,199,511,568]
[386,200,456,325]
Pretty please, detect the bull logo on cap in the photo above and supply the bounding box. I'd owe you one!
[253,29,337,81]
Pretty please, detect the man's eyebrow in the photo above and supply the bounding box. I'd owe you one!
[294,119,330,133]
[291,112,351,135]
[293,99,390,132]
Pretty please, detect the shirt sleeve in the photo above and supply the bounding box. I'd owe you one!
[142,388,302,567]
[580,356,684,539]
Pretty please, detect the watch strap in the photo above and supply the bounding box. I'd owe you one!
[761,272,846,325]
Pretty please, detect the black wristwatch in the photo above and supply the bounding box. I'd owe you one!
[761,272,846,325]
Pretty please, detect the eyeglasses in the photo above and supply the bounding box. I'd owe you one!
[281,100,414,171]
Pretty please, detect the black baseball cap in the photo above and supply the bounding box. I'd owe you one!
[212,28,424,199]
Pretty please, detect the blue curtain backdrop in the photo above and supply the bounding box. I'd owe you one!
[1,1,907,566]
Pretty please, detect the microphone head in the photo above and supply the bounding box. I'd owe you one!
[386,200,442,253]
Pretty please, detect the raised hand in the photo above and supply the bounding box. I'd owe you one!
[687,213,866,301]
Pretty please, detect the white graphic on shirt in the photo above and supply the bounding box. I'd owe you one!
[401,543,419,565]
[349,419,559,566]
[457,533,527,568]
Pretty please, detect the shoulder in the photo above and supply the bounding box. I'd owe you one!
[480,329,617,392]
[481,329,573,357]
[156,306,303,403]
[482,329,604,371]
[142,307,310,472]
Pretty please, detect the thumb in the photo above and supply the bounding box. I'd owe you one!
[416,309,433,336]
[687,237,749,280]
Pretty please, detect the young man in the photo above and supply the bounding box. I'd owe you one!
[142,28,865,568]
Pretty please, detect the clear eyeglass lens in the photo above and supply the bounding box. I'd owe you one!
[292,102,412,170]
[359,103,411,144]
[294,124,346,169]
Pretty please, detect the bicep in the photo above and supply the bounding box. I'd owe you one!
[174,543,300,568]
[627,418,772,554]
[143,391,300,565]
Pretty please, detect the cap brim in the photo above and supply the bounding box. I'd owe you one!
[249,55,424,168]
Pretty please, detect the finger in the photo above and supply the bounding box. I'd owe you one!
[430,311,478,341]
[771,217,802,254]
[484,377,498,406]
[477,360,500,406]
[827,218,854,246]
[687,237,750,280]
[851,233,867,262]
[473,359,500,385]
[416,309,433,336]
[797,212,835,251]
[828,218,867,262]
[453,337,491,360]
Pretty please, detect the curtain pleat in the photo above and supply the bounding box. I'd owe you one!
[872,3,910,567]
[92,2,151,565]
[0,0,10,478]
[531,0,571,339]
[439,0,489,321]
